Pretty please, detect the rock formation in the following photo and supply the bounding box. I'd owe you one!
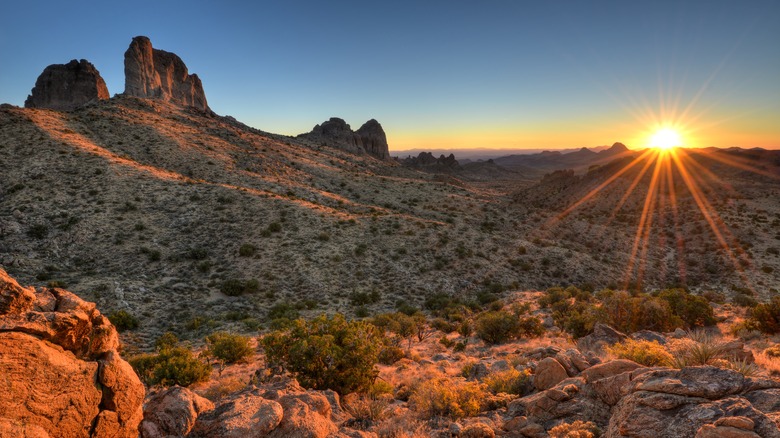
[24,59,109,110]
[302,117,390,160]
[0,268,144,437]
[124,36,209,111]
[399,151,460,171]
[356,119,390,159]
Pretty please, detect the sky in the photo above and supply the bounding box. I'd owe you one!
[1,0,779,151]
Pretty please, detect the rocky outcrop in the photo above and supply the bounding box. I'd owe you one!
[189,376,342,438]
[302,117,390,160]
[124,36,209,111]
[24,59,109,110]
[0,268,144,437]
[356,119,390,159]
[140,386,214,438]
[399,152,460,172]
[501,356,780,437]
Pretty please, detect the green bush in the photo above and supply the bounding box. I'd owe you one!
[262,314,384,394]
[747,297,780,334]
[475,310,519,345]
[658,289,715,327]
[220,278,259,296]
[206,332,253,364]
[108,310,139,332]
[516,316,545,338]
[378,346,406,365]
[238,243,257,257]
[267,301,300,323]
[130,337,210,387]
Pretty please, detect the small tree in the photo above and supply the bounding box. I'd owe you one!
[262,313,384,394]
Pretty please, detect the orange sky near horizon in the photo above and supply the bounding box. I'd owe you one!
[386,111,780,152]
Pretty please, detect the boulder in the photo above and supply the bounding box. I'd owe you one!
[140,386,214,438]
[534,357,569,390]
[190,390,283,438]
[0,268,143,437]
[124,36,209,111]
[576,323,627,353]
[631,330,668,345]
[24,59,109,110]
[580,359,643,383]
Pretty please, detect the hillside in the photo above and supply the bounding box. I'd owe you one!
[1,97,778,347]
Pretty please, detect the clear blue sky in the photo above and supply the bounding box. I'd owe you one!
[2,0,779,150]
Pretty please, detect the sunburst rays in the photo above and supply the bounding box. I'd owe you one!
[547,143,775,292]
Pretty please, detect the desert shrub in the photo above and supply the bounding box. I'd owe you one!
[763,345,780,358]
[516,316,545,338]
[262,313,384,394]
[350,290,381,306]
[206,332,253,364]
[378,346,406,365]
[607,339,672,366]
[458,320,473,338]
[475,310,519,345]
[130,342,211,387]
[108,310,139,332]
[548,420,600,438]
[220,278,259,296]
[27,224,49,239]
[342,393,391,426]
[371,312,427,349]
[185,247,208,260]
[483,368,532,395]
[733,293,759,308]
[658,289,715,328]
[238,243,257,257]
[408,377,485,418]
[431,318,457,333]
[747,297,780,334]
[267,222,282,232]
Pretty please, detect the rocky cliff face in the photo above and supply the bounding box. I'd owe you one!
[304,117,390,160]
[356,119,390,159]
[24,59,109,110]
[124,36,208,111]
[0,269,144,437]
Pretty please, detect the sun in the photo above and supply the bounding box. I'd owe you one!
[649,128,682,150]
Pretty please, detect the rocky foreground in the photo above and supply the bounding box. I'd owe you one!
[2,269,780,437]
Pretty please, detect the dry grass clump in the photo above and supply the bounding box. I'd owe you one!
[408,376,486,419]
[755,349,780,376]
[607,339,673,366]
[375,414,429,438]
[483,368,532,395]
[200,377,247,401]
[548,420,600,438]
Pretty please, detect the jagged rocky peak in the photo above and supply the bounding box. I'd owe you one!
[304,117,390,160]
[24,59,109,110]
[123,36,209,111]
[356,119,390,159]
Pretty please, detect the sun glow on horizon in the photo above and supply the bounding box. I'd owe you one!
[649,128,682,150]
